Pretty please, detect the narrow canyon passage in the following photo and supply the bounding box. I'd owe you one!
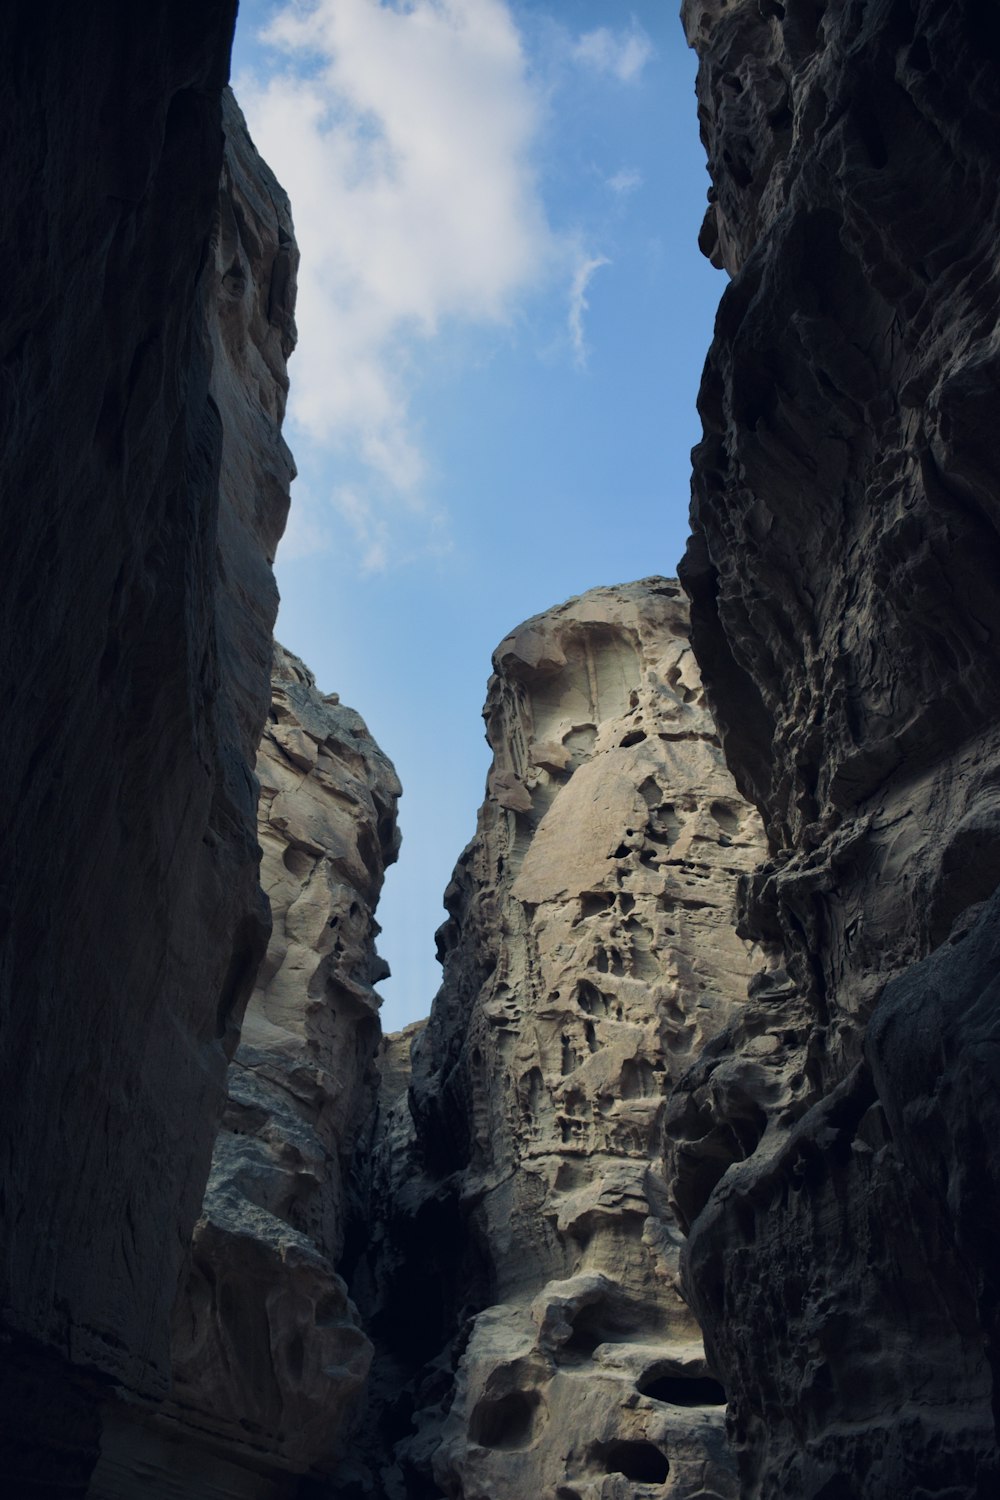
[3,2,1000,1499]
[92,580,762,1499]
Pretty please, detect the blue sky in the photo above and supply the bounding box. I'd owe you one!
[231,0,724,1030]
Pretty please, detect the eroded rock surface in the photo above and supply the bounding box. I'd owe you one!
[0,7,293,1490]
[90,645,400,1496]
[360,581,765,1499]
[677,0,1000,1492]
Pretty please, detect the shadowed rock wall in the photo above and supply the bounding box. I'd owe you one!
[677,0,1000,1493]
[0,5,295,1488]
[358,581,766,1500]
[90,646,399,1497]
[172,645,399,1484]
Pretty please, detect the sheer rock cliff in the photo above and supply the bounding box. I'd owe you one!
[678,0,1000,1493]
[0,3,295,1487]
[89,647,399,1496]
[357,581,766,1500]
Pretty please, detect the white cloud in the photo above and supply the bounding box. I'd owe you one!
[572,20,654,84]
[236,0,554,567]
[276,480,335,562]
[607,166,643,195]
[568,254,609,370]
[332,486,391,575]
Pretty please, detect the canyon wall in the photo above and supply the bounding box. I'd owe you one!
[677,0,1000,1493]
[358,581,767,1500]
[91,646,400,1497]
[0,3,295,1488]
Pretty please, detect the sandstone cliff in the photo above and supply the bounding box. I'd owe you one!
[0,4,295,1486]
[90,647,400,1497]
[358,581,766,1500]
[677,0,1000,1493]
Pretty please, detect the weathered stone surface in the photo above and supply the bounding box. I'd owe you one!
[360,581,765,1499]
[676,0,1000,1492]
[0,7,293,1489]
[90,645,400,1494]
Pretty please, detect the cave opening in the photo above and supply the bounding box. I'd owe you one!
[637,1369,726,1406]
[469,1389,541,1450]
[603,1440,670,1484]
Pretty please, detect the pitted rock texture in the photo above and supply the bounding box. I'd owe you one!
[360,581,765,1500]
[677,0,1000,1493]
[91,646,400,1495]
[0,7,293,1490]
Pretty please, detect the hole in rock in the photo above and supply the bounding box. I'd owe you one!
[620,1057,658,1099]
[523,1067,545,1118]
[562,1299,636,1359]
[563,724,597,764]
[469,1389,541,1450]
[283,845,314,877]
[653,803,682,844]
[620,729,647,747]
[639,776,662,809]
[576,980,609,1017]
[555,1161,585,1191]
[603,1441,669,1484]
[579,891,615,920]
[638,1369,726,1406]
[710,800,740,836]
[575,980,603,1014]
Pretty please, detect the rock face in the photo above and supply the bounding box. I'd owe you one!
[677,0,1000,1493]
[0,3,295,1484]
[360,581,766,1499]
[90,645,400,1496]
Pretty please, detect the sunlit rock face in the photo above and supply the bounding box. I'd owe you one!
[677,0,1000,1493]
[0,4,294,1489]
[358,580,765,1500]
[89,644,400,1495]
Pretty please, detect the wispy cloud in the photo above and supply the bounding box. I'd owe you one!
[571,20,654,85]
[276,478,335,563]
[332,486,391,575]
[236,0,554,567]
[568,254,610,370]
[607,166,644,195]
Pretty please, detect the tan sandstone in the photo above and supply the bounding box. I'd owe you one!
[358,580,767,1500]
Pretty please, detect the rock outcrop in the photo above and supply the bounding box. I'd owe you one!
[677,0,1000,1493]
[0,2,295,1485]
[90,645,400,1496]
[359,581,766,1499]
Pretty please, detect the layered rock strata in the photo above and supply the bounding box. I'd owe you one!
[677,0,1000,1492]
[90,646,400,1497]
[360,581,766,1500]
[0,2,295,1488]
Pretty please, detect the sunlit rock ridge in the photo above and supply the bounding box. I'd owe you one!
[351,579,765,1500]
